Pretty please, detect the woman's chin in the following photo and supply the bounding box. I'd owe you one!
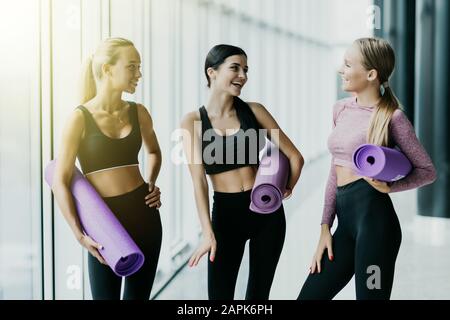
[125,87,136,94]
[341,84,352,92]
[230,88,242,97]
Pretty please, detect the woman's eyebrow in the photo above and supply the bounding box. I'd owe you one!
[230,62,248,69]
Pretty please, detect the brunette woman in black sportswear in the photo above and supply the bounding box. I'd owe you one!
[181,44,304,300]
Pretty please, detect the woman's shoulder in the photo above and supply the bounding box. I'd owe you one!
[180,110,201,129]
[61,107,86,138]
[390,107,412,130]
[128,100,145,113]
[71,106,86,124]
[334,96,354,111]
[133,101,158,118]
[331,97,353,122]
[246,101,267,116]
[133,102,157,130]
[245,102,273,126]
[391,107,407,121]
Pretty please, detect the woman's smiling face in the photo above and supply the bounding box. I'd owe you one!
[338,43,373,93]
[210,54,248,96]
[108,45,142,94]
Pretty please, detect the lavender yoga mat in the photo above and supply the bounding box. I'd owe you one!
[250,143,290,214]
[44,160,145,277]
[352,144,412,182]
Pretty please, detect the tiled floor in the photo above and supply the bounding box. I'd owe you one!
[156,156,450,300]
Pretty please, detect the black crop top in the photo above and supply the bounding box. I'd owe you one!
[200,97,266,175]
[76,102,142,175]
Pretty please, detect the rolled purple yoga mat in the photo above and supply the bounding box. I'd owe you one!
[352,144,412,182]
[250,143,290,214]
[44,160,145,277]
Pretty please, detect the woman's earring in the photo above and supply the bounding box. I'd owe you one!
[380,81,389,96]
[380,84,385,96]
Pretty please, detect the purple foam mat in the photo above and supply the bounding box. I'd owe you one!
[352,144,412,182]
[44,160,144,277]
[250,143,290,214]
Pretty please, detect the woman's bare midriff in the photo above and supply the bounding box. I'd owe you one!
[85,165,145,197]
[335,165,362,187]
[210,166,258,193]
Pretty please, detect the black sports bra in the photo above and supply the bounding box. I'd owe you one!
[199,97,266,175]
[76,102,142,175]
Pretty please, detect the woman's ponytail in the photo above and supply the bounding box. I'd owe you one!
[79,55,96,104]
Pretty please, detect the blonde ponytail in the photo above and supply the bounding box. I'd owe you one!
[367,86,400,146]
[79,55,96,104]
[354,37,400,147]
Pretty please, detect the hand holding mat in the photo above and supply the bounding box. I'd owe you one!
[250,143,290,214]
[44,160,145,277]
[352,144,412,182]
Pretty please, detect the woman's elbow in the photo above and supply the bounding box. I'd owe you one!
[51,176,70,192]
[149,148,162,161]
[192,177,208,193]
[299,151,305,167]
[429,165,438,184]
[419,164,438,187]
[291,150,305,170]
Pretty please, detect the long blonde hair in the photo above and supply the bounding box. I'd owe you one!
[79,37,135,104]
[355,37,400,147]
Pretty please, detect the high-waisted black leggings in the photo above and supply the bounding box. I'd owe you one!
[88,182,162,300]
[208,190,286,300]
[298,179,402,300]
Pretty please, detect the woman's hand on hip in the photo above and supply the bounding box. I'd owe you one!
[188,233,217,267]
[310,226,334,274]
[145,181,162,208]
[363,177,391,193]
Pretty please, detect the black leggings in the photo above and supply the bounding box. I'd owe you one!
[88,182,162,300]
[298,179,402,300]
[208,190,286,300]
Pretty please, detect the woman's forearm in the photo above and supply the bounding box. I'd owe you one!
[147,151,162,183]
[321,223,331,233]
[51,181,84,241]
[287,151,304,190]
[193,179,214,237]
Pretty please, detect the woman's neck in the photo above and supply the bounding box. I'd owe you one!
[206,90,235,116]
[93,85,124,113]
[355,87,381,108]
